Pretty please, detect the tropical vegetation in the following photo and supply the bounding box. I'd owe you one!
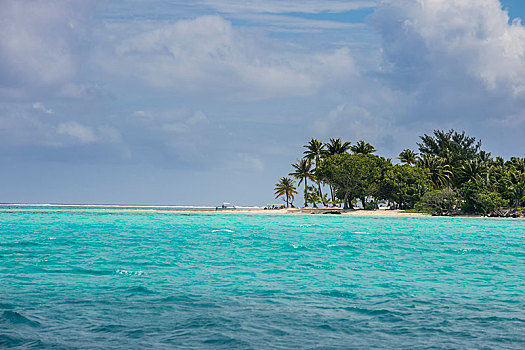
[273,130,525,216]
[273,177,298,208]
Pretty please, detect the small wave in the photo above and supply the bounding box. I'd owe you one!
[90,324,127,333]
[261,269,287,274]
[125,329,146,339]
[317,324,337,332]
[126,286,155,294]
[491,264,510,272]
[320,290,358,299]
[327,244,356,250]
[116,269,144,276]
[2,311,40,327]
[343,306,400,317]
[202,335,246,347]
[211,229,234,233]
[2,241,42,247]
[445,248,488,255]
[0,334,22,347]
[459,315,525,323]
[38,267,113,276]
[0,302,15,309]
[158,293,199,303]
[75,268,114,276]
[289,243,310,250]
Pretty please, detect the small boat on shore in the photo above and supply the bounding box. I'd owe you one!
[216,202,237,210]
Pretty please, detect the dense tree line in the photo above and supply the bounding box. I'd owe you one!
[274,130,525,216]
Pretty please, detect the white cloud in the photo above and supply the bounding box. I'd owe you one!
[58,82,108,99]
[57,122,121,144]
[32,102,54,114]
[313,102,406,153]
[96,15,356,100]
[57,122,97,143]
[372,0,525,96]
[0,1,89,88]
[162,111,209,133]
[132,110,153,121]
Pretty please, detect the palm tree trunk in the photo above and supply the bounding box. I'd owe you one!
[318,182,325,206]
[304,178,308,207]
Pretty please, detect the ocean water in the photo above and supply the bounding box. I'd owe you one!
[0,208,524,349]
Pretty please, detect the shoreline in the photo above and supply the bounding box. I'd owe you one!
[1,204,521,218]
[0,204,426,216]
[200,208,432,217]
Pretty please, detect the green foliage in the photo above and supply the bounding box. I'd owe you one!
[507,171,525,210]
[316,153,383,209]
[303,138,327,205]
[460,181,482,213]
[305,185,322,208]
[324,138,351,156]
[351,140,376,155]
[277,129,525,216]
[403,208,432,214]
[458,159,487,185]
[274,177,298,208]
[460,181,503,215]
[415,188,460,216]
[289,158,314,207]
[417,129,481,165]
[477,192,505,215]
[398,149,419,165]
[303,139,325,166]
[380,164,431,209]
[364,201,379,210]
[417,154,453,189]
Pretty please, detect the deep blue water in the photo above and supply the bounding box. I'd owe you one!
[1,208,524,349]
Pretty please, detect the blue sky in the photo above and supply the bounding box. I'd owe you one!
[2,0,525,206]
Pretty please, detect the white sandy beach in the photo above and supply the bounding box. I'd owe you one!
[162,207,431,217]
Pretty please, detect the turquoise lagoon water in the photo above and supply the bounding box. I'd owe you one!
[0,207,524,349]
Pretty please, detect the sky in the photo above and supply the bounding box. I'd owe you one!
[2,0,525,206]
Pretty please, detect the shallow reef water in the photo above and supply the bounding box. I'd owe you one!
[0,208,524,349]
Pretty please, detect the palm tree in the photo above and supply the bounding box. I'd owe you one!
[303,138,326,206]
[508,157,525,173]
[398,149,419,165]
[303,138,325,164]
[351,140,376,154]
[477,150,492,163]
[417,129,481,165]
[274,177,298,208]
[458,159,487,185]
[324,138,351,156]
[289,158,314,207]
[418,154,453,189]
[509,171,525,210]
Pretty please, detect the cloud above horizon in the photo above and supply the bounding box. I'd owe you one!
[2,0,525,204]
[364,0,525,147]
[373,0,525,94]
[95,15,357,100]
[0,1,91,93]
